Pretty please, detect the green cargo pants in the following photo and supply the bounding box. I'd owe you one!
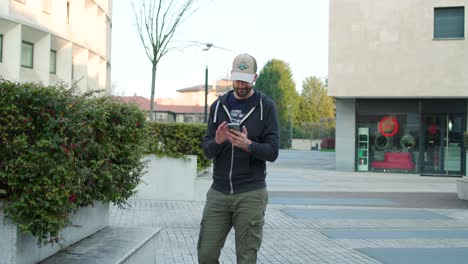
[197,187,268,264]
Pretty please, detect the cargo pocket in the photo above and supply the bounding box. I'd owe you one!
[247,219,265,251]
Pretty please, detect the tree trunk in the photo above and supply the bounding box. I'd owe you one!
[150,63,157,121]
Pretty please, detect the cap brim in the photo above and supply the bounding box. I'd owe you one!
[231,72,255,83]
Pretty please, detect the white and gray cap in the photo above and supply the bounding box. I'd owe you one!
[230,54,257,83]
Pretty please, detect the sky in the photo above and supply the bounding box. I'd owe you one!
[111,0,329,99]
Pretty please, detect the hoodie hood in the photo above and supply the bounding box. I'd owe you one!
[213,90,264,123]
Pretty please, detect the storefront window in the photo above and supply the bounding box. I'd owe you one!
[356,99,466,175]
[357,111,420,173]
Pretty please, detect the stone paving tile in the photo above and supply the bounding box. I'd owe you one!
[110,199,468,263]
[341,238,468,249]
[108,148,468,264]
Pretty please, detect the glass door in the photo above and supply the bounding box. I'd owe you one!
[422,114,464,175]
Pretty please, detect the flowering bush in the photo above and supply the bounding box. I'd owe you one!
[320,137,335,150]
[0,81,147,245]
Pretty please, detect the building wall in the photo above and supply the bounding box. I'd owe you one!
[329,0,468,98]
[157,89,218,106]
[335,99,356,171]
[0,0,112,93]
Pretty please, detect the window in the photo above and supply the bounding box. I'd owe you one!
[42,0,51,14]
[0,35,3,63]
[50,50,57,74]
[21,41,34,68]
[356,100,420,173]
[434,7,465,39]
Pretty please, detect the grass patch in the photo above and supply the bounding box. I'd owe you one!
[320,149,335,152]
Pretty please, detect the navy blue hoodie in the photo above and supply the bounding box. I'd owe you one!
[201,90,279,195]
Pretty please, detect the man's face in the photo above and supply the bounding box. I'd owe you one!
[233,80,253,99]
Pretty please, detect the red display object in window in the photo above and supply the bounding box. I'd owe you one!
[371,152,415,171]
[427,123,440,136]
[378,116,399,137]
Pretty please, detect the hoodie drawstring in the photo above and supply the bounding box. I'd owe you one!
[260,98,263,121]
[213,100,221,123]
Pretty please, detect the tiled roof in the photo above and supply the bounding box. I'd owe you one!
[117,96,151,111]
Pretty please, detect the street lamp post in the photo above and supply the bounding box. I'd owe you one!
[289,114,293,149]
[287,105,293,149]
[197,42,234,123]
[203,43,213,123]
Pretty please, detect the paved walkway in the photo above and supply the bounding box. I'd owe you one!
[110,150,468,264]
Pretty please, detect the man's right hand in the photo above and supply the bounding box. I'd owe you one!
[215,121,229,144]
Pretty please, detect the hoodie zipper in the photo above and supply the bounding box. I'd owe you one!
[221,103,235,194]
[229,146,234,194]
[226,105,256,195]
[219,94,260,195]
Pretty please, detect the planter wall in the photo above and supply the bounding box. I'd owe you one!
[456,177,468,201]
[134,155,197,201]
[0,202,109,264]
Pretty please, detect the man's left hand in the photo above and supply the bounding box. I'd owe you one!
[227,126,252,152]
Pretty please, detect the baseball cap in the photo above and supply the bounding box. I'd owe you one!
[230,54,257,83]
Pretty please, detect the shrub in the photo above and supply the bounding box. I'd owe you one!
[0,80,147,245]
[292,125,309,139]
[320,137,335,150]
[146,122,211,171]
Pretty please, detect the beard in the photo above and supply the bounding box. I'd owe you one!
[233,86,252,99]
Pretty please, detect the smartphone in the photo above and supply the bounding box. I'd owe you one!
[227,123,241,132]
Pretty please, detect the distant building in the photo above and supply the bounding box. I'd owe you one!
[156,79,233,106]
[118,96,206,123]
[127,79,233,123]
[0,0,112,93]
[329,0,467,175]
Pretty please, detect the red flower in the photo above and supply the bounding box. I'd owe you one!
[69,193,77,203]
[61,144,70,154]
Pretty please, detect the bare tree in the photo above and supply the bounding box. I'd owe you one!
[131,0,199,121]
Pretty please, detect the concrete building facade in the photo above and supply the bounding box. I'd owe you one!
[329,0,467,176]
[0,0,112,93]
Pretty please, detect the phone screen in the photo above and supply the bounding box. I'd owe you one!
[227,123,241,131]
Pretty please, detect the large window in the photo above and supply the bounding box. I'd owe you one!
[50,50,57,74]
[0,35,3,63]
[356,100,420,173]
[21,41,34,68]
[356,100,466,174]
[357,113,420,173]
[434,7,465,39]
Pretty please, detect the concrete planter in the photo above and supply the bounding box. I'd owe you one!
[0,202,109,264]
[456,177,468,201]
[134,155,198,200]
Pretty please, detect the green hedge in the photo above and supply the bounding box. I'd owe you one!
[146,122,210,171]
[0,81,147,245]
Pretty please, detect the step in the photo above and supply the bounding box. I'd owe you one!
[40,226,161,264]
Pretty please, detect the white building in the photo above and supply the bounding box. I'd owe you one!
[329,0,467,176]
[0,0,112,93]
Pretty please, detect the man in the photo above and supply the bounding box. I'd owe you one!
[198,54,279,264]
